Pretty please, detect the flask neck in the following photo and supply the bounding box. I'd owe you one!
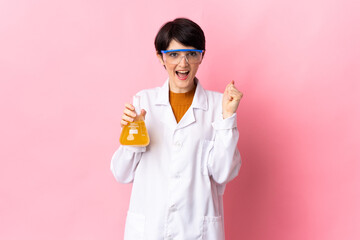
[133,95,141,115]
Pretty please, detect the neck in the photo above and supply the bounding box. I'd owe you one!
[169,78,197,93]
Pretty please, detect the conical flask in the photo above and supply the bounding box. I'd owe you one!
[119,95,150,147]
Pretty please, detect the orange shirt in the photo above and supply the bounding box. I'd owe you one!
[169,87,196,123]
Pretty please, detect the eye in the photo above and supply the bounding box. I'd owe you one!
[188,52,199,57]
[168,52,179,58]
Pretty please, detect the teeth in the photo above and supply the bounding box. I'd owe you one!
[178,71,189,73]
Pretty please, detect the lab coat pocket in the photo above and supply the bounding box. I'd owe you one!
[201,140,215,176]
[201,216,224,240]
[124,211,145,240]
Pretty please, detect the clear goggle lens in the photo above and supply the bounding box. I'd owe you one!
[161,49,204,64]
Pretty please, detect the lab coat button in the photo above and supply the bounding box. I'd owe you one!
[173,141,182,152]
[170,205,177,212]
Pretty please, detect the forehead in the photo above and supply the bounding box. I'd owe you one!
[167,39,196,50]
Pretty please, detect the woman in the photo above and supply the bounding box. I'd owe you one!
[111,18,243,240]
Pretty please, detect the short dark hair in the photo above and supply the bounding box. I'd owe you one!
[154,18,206,55]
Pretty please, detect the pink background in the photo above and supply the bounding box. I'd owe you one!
[1,0,359,239]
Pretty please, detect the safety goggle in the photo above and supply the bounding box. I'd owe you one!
[161,49,204,64]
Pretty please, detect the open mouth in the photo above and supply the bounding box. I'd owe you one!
[176,70,190,80]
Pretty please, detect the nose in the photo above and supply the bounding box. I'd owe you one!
[178,55,189,66]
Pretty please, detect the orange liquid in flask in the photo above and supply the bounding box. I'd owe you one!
[120,120,149,146]
[119,96,150,147]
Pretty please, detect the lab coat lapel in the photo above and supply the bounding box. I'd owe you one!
[155,80,177,130]
[155,79,208,130]
[176,107,195,130]
[176,79,208,130]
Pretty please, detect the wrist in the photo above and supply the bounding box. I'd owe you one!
[222,111,234,119]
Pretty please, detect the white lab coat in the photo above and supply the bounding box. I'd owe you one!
[111,79,241,240]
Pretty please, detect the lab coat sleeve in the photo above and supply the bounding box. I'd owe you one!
[208,113,241,185]
[110,145,146,183]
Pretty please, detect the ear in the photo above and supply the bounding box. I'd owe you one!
[156,53,165,65]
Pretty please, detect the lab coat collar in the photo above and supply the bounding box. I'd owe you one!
[155,78,208,130]
[192,78,208,111]
[155,78,208,111]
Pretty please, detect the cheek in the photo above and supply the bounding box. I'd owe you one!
[190,65,200,74]
[165,65,175,73]
[170,67,176,73]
